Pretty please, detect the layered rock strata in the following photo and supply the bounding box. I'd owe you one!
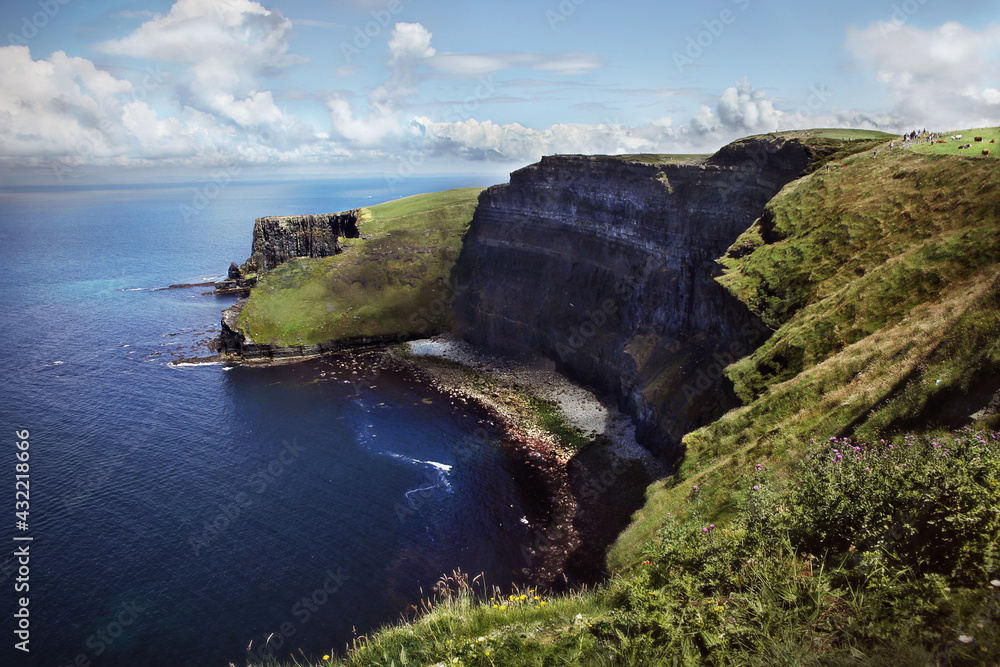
[452,138,818,459]
[243,210,362,274]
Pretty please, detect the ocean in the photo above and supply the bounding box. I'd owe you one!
[0,175,535,666]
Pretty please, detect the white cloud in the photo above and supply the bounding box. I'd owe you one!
[408,116,680,162]
[845,21,1000,128]
[387,22,436,64]
[97,0,304,131]
[429,51,602,77]
[327,22,437,147]
[0,46,130,159]
[690,78,782,137]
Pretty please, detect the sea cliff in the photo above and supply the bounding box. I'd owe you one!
[452,138,818,458]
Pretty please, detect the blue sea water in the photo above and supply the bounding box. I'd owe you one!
[0,176,534,666]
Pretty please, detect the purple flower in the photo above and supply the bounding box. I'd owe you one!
[753,485,759,490]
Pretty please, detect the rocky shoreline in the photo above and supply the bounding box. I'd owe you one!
[398,335,664,586]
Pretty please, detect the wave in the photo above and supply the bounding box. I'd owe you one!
[387,452,453,472]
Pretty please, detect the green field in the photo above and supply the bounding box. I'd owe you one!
[236,187,484,346]
[612,153,712,166]
[909,126,1000,158]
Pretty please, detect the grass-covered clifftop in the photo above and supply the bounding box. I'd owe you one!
[234,187,483,346]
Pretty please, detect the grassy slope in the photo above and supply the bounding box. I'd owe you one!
[237,188,483,346]
[611,130,1000,569]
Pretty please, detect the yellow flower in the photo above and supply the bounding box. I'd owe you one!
[534,596,540,600]
[322,656,330,662]
[540,601,546,606]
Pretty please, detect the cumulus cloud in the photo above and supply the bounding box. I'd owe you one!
[845,21,1000,128]
[0,46,132,159]
[690,78,782,137]
[97,0,304,131]
[0,44,329,172]
[327,22,437,147]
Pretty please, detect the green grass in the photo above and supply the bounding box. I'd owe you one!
[908,126,1000,157]
[611,153,712,166]
[611,143,1000,569]
[261,431,1000,667]
[237,188,484,346]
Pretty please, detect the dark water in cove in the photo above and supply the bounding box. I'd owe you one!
[0,176,532,666]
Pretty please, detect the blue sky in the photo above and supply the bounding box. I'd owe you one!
[1,0,998,183]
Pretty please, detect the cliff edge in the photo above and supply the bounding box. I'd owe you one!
[452,137,821,459]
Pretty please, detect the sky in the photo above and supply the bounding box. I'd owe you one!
[0,0,998,184]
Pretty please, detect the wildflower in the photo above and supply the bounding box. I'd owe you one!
[643,561,650,565]
[323,657,330,662]
[477,637,485,642]
[702,527,708,533]
[710,524,715,529]
[540,601,547,606]
[753,485,759,490]
[693,485,699,490]
[990,580,1000,587]
[958,635,974,644]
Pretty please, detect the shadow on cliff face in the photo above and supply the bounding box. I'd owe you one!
[561,440,660,583]
[451,137,813,467]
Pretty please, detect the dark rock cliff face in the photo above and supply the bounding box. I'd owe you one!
[243,210,362,274]
[452,138,817,460]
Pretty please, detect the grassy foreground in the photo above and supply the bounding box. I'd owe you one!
[237,187,484,346]
[259,430,999,667]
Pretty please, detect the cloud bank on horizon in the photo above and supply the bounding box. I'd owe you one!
[0,0,997,181]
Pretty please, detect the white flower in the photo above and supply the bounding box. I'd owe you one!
[958,635,974,644]
[990,579,1000,587]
